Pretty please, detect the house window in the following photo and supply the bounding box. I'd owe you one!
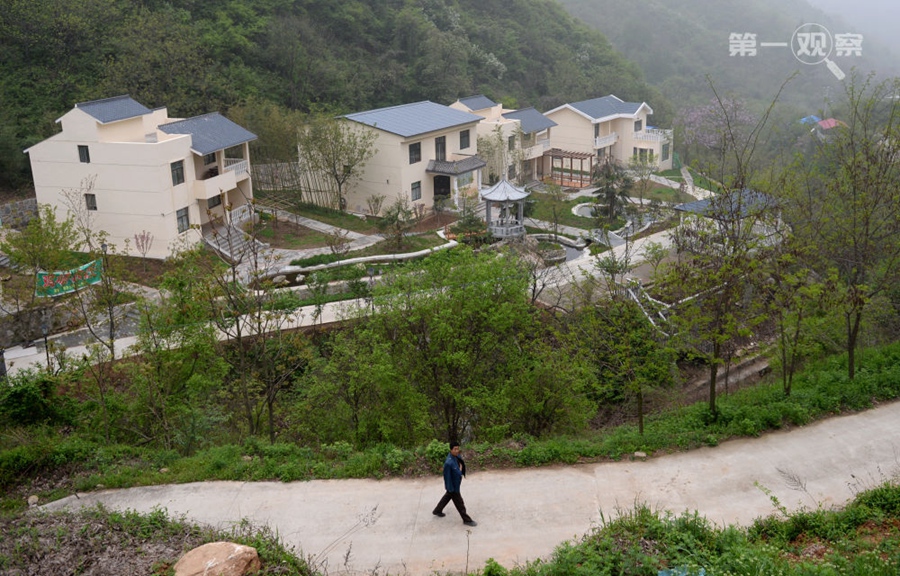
[203,152,216,165]
[78,145,90,163]
[457,171,473,188]
[634,119,643,132]
[171,160,185,186]
[435,136,446,161]
[176,207,190,233]
[508,164,517,179]
[409,142,421,164]
[84,193,97,211]
[208,195,222,209]
[460,129,470,149]
[508,135,516,151]
[411,181,422,201]
[594,124,600,138]
[662,143,670,162]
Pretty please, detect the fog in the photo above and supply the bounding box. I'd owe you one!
[805,0,900,58]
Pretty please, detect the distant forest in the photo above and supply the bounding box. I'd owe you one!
[1,0,670,190]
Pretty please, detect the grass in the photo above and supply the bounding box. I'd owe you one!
[638,184,696,204]
[528,192,594,229]
[0,504,316,575]
[492,487,900,575]
[6,340,900,518]
[252,216,332,250]
[528,192,626,230]
[654,167,723,195]
[254,191,380,234]
[3,345,900,573]
[288,232,446,267]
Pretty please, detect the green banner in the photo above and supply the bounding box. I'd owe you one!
[36,259,103,297]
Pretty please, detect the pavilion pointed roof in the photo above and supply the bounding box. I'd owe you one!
[480,179,530,202]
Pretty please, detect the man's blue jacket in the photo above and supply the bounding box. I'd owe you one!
[442,452,465,492]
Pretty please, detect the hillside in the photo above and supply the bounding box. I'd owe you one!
[1,0,668,190]
[557,0,895,111]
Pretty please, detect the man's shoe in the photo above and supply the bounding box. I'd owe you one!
[464,520,477,526]
[433,511,446,517]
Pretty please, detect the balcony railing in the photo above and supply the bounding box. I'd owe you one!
[523,139,551,160]
[488,222,526,238]
[594,132,618,148]
[224,158,249,176]
[633,128,673,143]
[193,169,237,200]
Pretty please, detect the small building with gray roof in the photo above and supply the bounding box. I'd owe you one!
[340,101,485,214]
[26,95,256,259]
[545,94,673,185]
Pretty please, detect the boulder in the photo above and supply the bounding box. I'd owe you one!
[174,542,261,576]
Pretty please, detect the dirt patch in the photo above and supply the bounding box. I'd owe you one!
[410,212,457,234]
[0,507,210,575]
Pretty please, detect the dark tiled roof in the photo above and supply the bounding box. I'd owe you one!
[480,179,530,201]
[457,95,497,111]
[344,101,481,138]
[568,95,645,120]
[159,113,257,155]
[75,95,150,124]
[426,156,487,176]
[502,107,557,134]
[675,189,775,220]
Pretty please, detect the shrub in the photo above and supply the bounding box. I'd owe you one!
[425,439,448,470]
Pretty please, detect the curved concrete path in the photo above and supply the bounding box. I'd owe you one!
[42,401,900,575]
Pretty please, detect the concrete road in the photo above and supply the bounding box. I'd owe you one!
[41,401,900,575]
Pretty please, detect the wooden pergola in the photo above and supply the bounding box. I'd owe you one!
[546,148,594,188]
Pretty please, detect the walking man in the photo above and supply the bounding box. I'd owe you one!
[432,441,477,526]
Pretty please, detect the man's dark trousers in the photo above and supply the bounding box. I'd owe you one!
[433,491,472,523]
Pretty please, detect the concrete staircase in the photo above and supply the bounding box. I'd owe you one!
[202,222,268,264]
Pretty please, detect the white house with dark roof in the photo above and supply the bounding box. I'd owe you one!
[451,95,556,185]
[26,95,256,259]
[544,95,673,186]
[341,101,485,214]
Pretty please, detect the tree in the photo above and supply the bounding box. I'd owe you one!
[376,196,415,251]
[657,80,788,415]
[0,205,79,346]
[346,248,548,442]
[188,210,311,440]
[296,114,377,211]
[592,162,633,223]
[59,175,98,252]
[660,190,775,414]
[628,151,657,206]
[543,180,568,240]
[783,76,900,380]
[228,98,308,204]
[641,240,669,278]
[570,300,674,434]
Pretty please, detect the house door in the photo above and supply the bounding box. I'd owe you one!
[433,175,451,202]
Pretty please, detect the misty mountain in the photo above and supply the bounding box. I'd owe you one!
[806,0,900,58]
[557,0,895,112]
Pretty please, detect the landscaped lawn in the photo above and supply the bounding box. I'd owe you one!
[638,183,697,204]
[655,168,683,180]
[527,191,599,230]
[253,216,333,250]
[254,189,381,234]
